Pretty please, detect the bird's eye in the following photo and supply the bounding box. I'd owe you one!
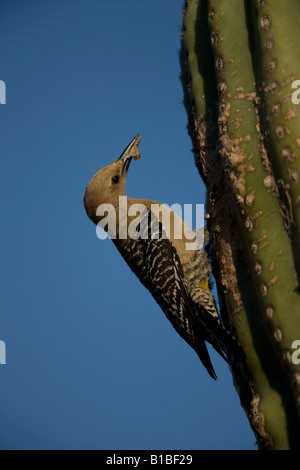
[112,175,120,185]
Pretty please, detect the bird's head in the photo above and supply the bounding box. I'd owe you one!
[83,134,142,224]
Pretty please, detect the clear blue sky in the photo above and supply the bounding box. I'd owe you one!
[0,0,255,450]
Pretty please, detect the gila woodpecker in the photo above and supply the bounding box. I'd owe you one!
[84,135,244,379]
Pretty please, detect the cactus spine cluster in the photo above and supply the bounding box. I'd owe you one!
[180,0,300,449]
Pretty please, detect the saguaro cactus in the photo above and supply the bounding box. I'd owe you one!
[180,0,300,449]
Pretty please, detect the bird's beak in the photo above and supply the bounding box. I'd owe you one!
[117,134,142,175]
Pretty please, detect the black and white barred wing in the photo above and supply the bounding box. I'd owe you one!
[113,208,217,379]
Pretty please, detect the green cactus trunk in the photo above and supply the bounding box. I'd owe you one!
[180,0,300,450]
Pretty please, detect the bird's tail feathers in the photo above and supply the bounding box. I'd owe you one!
[195,340,218,380]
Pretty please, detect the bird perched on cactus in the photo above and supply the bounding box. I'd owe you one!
[83,135,244,379]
